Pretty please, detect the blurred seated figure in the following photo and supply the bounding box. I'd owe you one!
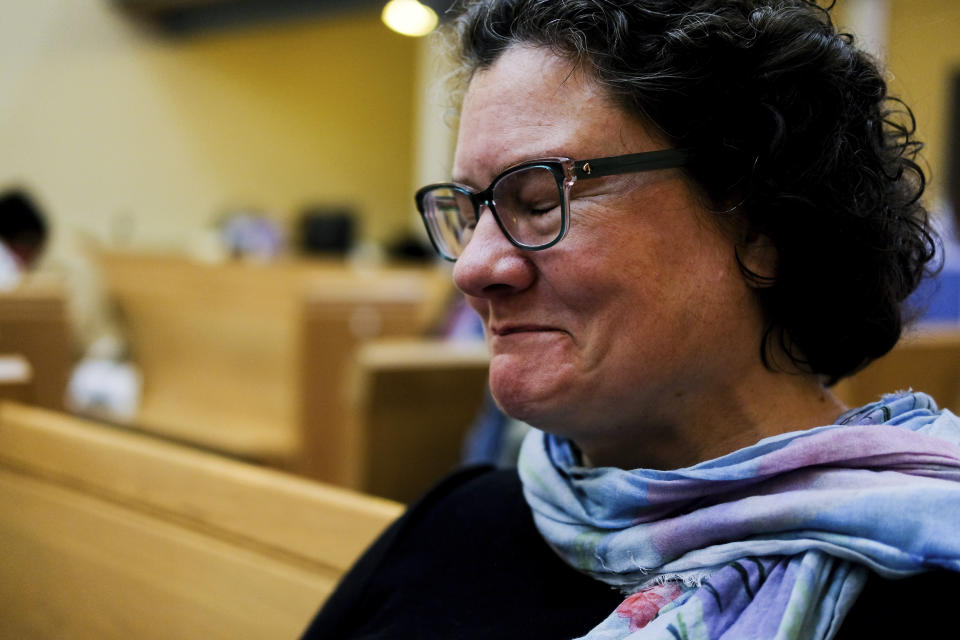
[298,206,356,257]
[66,333,141,422]
[220,209,287,261]
[384,232,435,263]
[911,204,960,324]
[0,188,48,290]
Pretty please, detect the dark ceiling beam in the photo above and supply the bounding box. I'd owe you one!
[113,0,382,36]
[111,0,456,36]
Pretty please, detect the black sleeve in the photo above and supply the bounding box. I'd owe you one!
[298,465,623,640]
[835,569,960,638]
[299,465,496,639]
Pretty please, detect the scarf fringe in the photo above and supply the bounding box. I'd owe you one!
[619,570,714,596]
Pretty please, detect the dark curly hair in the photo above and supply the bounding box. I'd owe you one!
[445,0,939,383]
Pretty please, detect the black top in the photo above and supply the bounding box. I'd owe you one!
[302,466,960,639]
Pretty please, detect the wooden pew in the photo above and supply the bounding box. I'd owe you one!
[344,328,960,503]
[834,328,960,411]
[347,338,490,502]
[0,282,72,410]
[0,401,402,640]
[96,251,452,485]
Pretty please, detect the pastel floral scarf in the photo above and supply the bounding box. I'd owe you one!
[518,392,960,639]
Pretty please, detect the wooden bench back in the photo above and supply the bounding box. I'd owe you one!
[97,251,452,483]
[348,338,490,502]
[834,328,960,411]
[0,283,72,410]
[0,401,402,639]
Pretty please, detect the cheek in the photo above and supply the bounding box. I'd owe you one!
[553,229,672,313]
[570,226,745,354]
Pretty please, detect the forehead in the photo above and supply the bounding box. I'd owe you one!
[453,46,662,184]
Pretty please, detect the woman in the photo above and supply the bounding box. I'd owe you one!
[302,1,960,638]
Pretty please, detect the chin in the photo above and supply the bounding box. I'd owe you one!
[489,387,536,424]
[491,354,585,421]
[489,383,571,434]
[489,384,544,425]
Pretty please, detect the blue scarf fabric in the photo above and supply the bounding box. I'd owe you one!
[518,392,960,639]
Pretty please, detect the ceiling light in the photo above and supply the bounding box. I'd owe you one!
[382,0,439,37]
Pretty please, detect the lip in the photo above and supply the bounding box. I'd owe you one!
[490,323,563,337]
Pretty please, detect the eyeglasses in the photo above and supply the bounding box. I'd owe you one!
[415,148,691,261]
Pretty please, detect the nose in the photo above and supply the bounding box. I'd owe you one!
[453,204,536,298]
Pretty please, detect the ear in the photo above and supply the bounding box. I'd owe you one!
[735,231,778,288]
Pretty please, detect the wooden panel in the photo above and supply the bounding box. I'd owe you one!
[0,283,72,411]
[0,402,402,571]
[350,338,490,502]
[297,291,452,485]
[0,354,32,403]
[834,329,960,411]
[99,252,304,458]
[0,401,403,640]
[96,251,453,476]
[0,469,331,640]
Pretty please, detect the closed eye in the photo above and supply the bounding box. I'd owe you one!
[529,202,560,216]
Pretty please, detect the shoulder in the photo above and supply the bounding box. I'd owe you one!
[299,466,528,638]
[399,464,528,531]
[408,463,524,512]
[337,463,524,582]
[837,569,960,637]
[370,464,547,576]
[301,465,622,640]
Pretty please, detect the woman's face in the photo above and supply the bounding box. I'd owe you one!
[452,46,768,461]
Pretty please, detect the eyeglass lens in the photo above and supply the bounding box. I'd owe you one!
[421,187,476,258]
[421,165,564,259]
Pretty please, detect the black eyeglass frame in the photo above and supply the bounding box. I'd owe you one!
[415,148,692,261]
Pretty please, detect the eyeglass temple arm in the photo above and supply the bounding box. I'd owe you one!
[574,149,692,180]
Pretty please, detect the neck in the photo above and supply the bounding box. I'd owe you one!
[578,368,848,471]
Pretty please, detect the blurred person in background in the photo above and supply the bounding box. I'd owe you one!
[0,188,48,290]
